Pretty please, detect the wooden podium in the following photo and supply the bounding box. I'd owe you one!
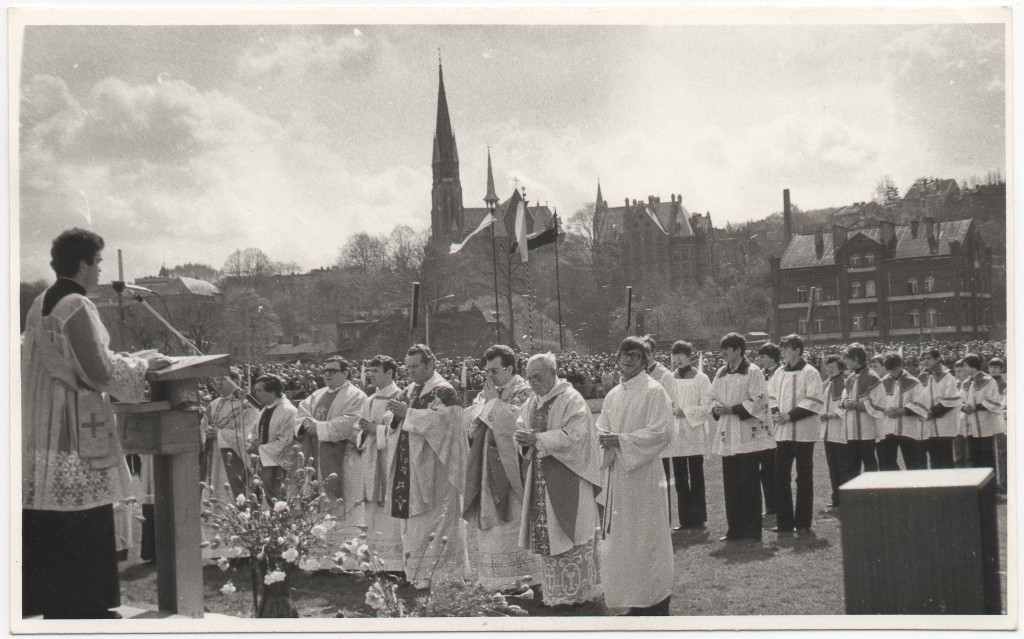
[114,354,231,618]
[840,468,1001,615]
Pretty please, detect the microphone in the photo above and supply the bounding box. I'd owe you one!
[112,281,155,295]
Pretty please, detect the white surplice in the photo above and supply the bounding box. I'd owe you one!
[358,381,405,571]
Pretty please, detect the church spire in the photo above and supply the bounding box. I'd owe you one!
[596,179,604,208]
[484,147,499,205]
[432,61,458,182]
[430,59,464,243]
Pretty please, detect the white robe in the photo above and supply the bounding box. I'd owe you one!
[767,361,825,443]
[879,372,930,440]
[595,372,673,609]
[841,368,886,441]
[919,367,962,439]
[960,373,1005,438]
[706,361,775,457]
[358,381,405,571]
[820,374,848,443]
[662,368,711,458]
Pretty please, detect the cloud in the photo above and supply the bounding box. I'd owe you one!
[18,73,430,282]
[237,32,375,79]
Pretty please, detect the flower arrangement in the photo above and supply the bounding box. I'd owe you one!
[333,532,532,618]
[200,446,348,617]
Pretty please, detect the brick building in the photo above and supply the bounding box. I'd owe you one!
[769,214,993,344]
[594,183,715,302]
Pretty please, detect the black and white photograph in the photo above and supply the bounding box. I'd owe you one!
[11,5,1016,632]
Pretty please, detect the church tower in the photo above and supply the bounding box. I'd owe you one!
[430,61,464,243]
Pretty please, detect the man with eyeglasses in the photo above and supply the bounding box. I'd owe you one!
[596,337,674,615]
[295,357,368,540]
[386,344,471,589]
[463,345,540,591]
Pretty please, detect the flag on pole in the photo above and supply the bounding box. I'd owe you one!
[449,213,495,254]
[508,225,558,255]
[460,359,468,390]
[514,201,529,263]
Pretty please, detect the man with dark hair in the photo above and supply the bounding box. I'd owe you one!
[767,334,823,535]
[960,354,1004,472]
[987,358,1008,495]
[876,353,929,471]
[707,332,774,543]
[840,343,883,480]
[22,228,171,619]
[357,355,405,573]
[387,344,470,588]
[252,374,297,504]
[919,348,960,469]
[820,355,848,510]
[754,342,781,517]
[463,344,540,590]
[596,337,673,614]
[295,356,367,565]
[661,340,711,531]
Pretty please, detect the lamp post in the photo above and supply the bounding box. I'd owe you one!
[425,293,455,347]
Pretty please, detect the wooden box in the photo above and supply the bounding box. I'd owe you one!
[840,468,1001,615]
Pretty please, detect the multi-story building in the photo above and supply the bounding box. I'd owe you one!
[593,184,715,302]
[770,214,993,344]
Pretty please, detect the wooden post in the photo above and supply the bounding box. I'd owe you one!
[115,354,230,618]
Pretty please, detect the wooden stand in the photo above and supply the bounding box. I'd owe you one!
[114,354,230,618]
[840,468,1001,615]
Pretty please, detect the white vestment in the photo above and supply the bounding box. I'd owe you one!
[358,381,405,571]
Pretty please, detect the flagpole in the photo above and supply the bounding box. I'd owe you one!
[553,212,564,351]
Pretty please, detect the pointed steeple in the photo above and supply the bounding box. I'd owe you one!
[596,180,604,208]
[484,148,499,205]
[432,61,459,182]
[430,58,464,244]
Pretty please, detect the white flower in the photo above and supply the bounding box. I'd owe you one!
[274,501,289,513]
[517,588,535,600]
[299,557,320,572]
[220,581,237,595]
[282,548,299,563]
[263,570,287,586]
[235,494,247,507]
[310,525,327,539]
[229,546,244,558]
[238,512,250,522]
[365,583,386,610]
[216,557,230,572]
[277,537,286,545]
[359,562,372,572]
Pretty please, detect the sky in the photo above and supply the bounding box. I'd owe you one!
[15,17,1007,282]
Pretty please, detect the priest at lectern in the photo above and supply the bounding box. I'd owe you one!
[21,228,171,619]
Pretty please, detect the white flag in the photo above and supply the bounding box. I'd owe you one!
[449,213,495,254]
[515,201,529,263]
[460,359,468,389]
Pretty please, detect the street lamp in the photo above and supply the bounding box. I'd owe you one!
[425,293,455,347]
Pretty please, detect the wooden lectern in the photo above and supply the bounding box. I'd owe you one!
[840,468,1001,615]
[114,354,231,618]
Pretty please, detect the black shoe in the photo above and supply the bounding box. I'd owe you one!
[795,527,814,537]
[765,509,777,515]
[772,527,793,534]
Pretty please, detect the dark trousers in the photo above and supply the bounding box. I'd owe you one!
[925,437,955,469]
[877,435,926,471]
[968,435,997,471]
[626,595,671,616]
[259,466,287,504]
[722,452,763,540]
[996,433,1008,494]
[823,441,848,506]
[846,439,878,479]
[775,441,815,531]
[663,455,707,528]
[23,505,120,618]
[199,437,216,485]
[220,447,250,499]
[755,447,777,514]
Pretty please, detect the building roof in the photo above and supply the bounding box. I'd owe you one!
[779,218,974,269]
[175,276,220,297]
[594,198,698,239]
[904,178,960,200]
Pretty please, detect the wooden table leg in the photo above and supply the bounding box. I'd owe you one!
[152,452,204,617]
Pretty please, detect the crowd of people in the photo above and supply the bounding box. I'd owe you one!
[22,227,1010,620]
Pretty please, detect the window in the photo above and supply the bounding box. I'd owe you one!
[815,318,824,334]
[849,253,862,266]
[909,308,920,328]
[867,311,878,330]
[924,275,935,293]
[908,277,919,294]
[865,280,876,297]
[798,318,809,334]
[852,315,864,331]
[864,253,876,266]
[851,281,862,298]
[926,308,938,327]
[797,286,808,303]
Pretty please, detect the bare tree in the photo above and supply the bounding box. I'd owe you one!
[873,175,901,209]
[337,232,389,272]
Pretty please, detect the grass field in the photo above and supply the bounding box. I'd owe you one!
[119,444,1009,618]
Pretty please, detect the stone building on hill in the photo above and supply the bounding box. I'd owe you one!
[769,209,994,344]
[593,182,715,302]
